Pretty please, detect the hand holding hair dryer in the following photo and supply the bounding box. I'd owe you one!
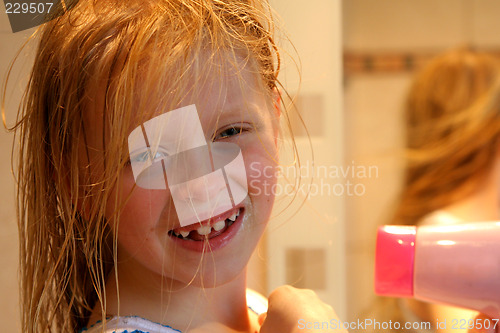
[375,222,500,318]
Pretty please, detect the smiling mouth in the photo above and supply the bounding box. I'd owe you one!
[167,208,242,241]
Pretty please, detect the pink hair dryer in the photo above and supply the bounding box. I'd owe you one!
[374,222,500,318]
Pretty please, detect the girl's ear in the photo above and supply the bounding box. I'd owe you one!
[56,169,92,221]
[272,87,282,118]
[272,87,281,146]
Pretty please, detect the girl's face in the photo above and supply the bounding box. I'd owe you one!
[83,58,279,288]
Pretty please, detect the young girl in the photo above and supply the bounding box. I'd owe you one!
[8,0,343,332]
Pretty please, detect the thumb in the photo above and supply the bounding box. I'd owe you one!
[258,312,267,326]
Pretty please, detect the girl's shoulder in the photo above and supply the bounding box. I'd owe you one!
[80,316,182,333]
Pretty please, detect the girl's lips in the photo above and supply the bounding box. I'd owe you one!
[168,208,244,252]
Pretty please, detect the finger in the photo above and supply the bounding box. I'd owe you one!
[258,312,267,326]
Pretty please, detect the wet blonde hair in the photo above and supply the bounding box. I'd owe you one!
[3,0,295,331]
[393,48,500,226]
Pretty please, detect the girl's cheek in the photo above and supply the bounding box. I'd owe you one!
[107,174,170,232]
[245,147,278,200]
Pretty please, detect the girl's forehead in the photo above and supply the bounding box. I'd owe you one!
[82,48,271,143]
[131,54,269,127]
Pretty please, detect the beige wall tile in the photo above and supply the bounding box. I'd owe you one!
[344,0,467,51]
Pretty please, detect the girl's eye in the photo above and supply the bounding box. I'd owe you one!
[130,149,168,164]
[215,126,245,140]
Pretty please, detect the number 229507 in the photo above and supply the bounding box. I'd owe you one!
[451,318,499,330]
[5,2,54,14]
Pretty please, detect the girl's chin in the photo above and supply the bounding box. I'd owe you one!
[164,257,248,289]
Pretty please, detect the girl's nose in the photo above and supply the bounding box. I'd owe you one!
[169,170,233,226]
[163,142,247,227]
[174,170,229,203]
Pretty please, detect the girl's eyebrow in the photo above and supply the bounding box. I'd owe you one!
[219,102,265,118]
[211,107,264,130]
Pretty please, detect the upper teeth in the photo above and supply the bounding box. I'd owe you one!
[213,220,225,231]
[195,209,240,235]
[196,225,212,236]
[172,209,241,238]
[228,211,238,222]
